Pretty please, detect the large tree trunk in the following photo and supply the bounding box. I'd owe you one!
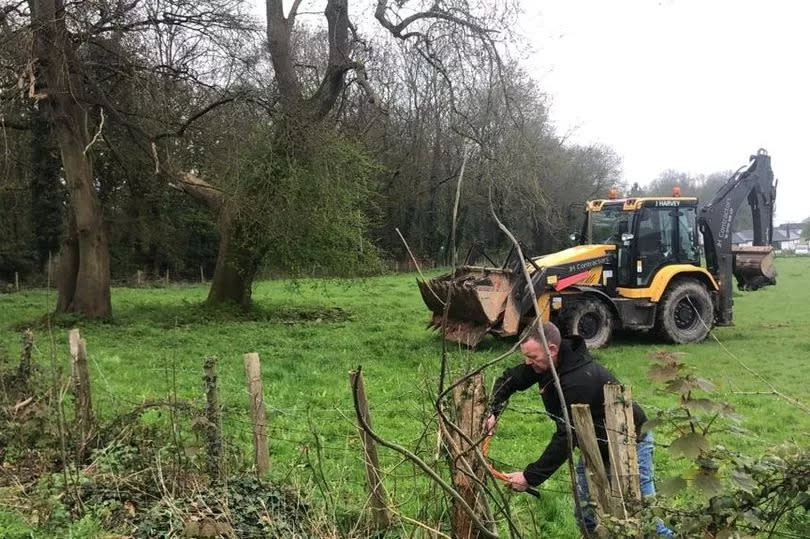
[172,173,262,308]
[206,213,262,308]
[31,0,112,319]
[52,119,112,317]
[55,216,79,312]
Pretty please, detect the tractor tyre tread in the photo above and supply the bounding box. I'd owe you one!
[656,279,714,344]
[560,298,614,350]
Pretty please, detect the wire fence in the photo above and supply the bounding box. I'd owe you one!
[6,304,810,539]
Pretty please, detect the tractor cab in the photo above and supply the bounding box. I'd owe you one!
[581,196,700,289]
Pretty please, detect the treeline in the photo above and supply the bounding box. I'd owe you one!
[0,1,726,314]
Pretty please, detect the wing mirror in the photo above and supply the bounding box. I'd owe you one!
[621,233,634,245]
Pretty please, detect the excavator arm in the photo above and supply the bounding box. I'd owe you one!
[698,149,777,326]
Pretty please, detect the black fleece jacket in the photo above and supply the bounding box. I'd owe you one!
[490,336,648,486]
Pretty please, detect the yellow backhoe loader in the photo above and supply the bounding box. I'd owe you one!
[418,150,778,349]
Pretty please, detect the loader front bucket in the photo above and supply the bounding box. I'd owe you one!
[732,246,777,290]
[417,267,518,347]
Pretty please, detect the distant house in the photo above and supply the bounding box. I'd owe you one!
[731,230,754,247]
[795,242,810,256]
[773,223,803,251]
[730,223,803,251]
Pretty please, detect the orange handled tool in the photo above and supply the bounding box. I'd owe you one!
[482,433,540,498]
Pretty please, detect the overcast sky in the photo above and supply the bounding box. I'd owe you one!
[524,0,809,224]
[254,1,809,224]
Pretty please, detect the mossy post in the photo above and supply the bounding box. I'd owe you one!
[18,329,34,385]
[604,383,641,529]
[448,374,489,539]
[243,353,269,476]
[572,404,613,526]
[203,357,222,481]
[349,369,391,530]
[68,329,94,460]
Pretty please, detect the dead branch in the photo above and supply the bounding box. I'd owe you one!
[350,366,498,539]
[169,172,225,212]
[487,184,592,538]
[82,107,104,155]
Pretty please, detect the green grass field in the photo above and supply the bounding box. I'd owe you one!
[2,257,809,537]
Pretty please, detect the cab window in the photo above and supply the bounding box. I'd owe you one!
[676,207,699,262]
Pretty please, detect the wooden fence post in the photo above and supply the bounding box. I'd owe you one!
[243,353,269,476]
[604,384,641,512]
[349,370,391,530]
[18,329,34,383]
[203,357,222,481]
[572,404,613,523]
[448,373,490,539]
[15,271,19,292]
[69,329,94,459]
[136,269,143,285]
[200,265,205,283]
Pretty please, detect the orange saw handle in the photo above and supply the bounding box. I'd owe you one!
[483,434,540,498]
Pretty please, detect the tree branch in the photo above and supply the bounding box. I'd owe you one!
[350,366,499,539]
[487,182,593,538]
[153,95,240,141]
[169,172,225,213]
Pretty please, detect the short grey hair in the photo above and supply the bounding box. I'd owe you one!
[522,321,561,347]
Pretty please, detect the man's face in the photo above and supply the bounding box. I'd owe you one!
[520,338,558,373]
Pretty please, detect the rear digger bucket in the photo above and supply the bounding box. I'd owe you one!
[417,267,521,347]
[732,246,777,291]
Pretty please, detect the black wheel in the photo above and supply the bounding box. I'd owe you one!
[560,298,614,349]
[656,279,713,344]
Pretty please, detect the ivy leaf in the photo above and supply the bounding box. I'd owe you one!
[665,378,691,394]
[694,376,716,392]
[731,469,756,493]
[648,364,681,382]
[684,398,719,414]
[658,476,687,496]
[669,432,709,458]
[696,456,720,470]
[694,470,723,495]
[742,510,764,529]
[648,350,685,364]
[718,403,742,422]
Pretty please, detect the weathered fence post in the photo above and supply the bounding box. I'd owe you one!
[69,329,94,459]
[136,270,143,285]
[14,271,19,292]
[572,404,613,525]
[243,353,269,476]
[203,357,222,481]
[200,265,205,283]
[18,329,34,384]
[448,374,489,539]
[349,370,391,530]
[604,384,641,523]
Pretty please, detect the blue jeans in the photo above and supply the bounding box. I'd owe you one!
[575,433,673,536]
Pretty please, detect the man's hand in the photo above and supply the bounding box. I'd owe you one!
[483,414,497,435]
[503,471,529,492]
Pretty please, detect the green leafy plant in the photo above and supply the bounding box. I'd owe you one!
[646,351,810,537]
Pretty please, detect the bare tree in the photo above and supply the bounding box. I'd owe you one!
[173,0,517,306]
[13,0,255,316]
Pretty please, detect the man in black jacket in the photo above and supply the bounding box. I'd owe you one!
[484,321,672,535]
